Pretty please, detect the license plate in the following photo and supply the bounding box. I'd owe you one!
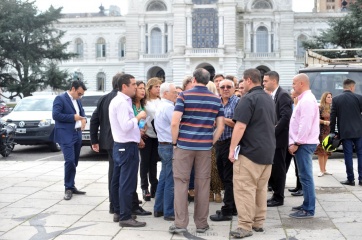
[82,134,90,140]
[16,128,26,134]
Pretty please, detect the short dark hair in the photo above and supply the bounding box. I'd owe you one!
[176,86,183,91]
[343,79,356,88]
[70,80,87,91]
[264,71,279,83]
[213,74,224,81]
[238,79,244,84]
[243,68,261,84]
[117,74,135,92]
[225,75,235,81]
[193,68,210,85]
[112,73,124,89]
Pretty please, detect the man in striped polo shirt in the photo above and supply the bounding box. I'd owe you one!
[169,68,225,234]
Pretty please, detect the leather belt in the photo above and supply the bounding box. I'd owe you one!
[159,142,172,145]
[216,138,231,144]
[75,128,81,131]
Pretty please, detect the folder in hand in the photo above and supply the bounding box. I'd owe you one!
[234,145,240,160]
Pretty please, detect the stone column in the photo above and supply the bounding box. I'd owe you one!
[140,24,145,53]
[168,24,173,52]
[186,15,192,47]
[218,16,224,46]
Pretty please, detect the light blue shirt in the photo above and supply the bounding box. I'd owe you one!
[154,98,174,143]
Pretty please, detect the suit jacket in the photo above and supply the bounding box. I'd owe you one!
[274,87,293,148]
[90,89,118,150]
[330,90,362,139]
[51,92,86,144]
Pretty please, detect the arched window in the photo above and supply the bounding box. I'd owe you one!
[96,38,106,58]
[256,26,268,52]
[146,1,167,11]
[75,38,83,59]
[297,35,307,57]
[119,37,126,58]
[150,28,162,54]
[97,72,106,91]
[252,0,272,9]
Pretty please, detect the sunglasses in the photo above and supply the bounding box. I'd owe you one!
[220,85,232,90]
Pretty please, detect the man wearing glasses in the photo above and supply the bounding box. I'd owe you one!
[51,80,87,201]
[211,79,240,222]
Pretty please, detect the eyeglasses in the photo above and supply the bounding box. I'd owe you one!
[220,85,232,90]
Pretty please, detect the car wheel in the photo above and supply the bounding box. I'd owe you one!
[49,142,61,152]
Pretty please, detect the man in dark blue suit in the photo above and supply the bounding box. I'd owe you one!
[52,80,87,200]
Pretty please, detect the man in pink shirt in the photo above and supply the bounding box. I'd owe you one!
[288,73,319,219]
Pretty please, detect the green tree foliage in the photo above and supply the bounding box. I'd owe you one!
[0,0,75,99]
[302,0,362,58]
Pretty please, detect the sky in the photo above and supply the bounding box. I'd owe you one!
[33,0,315,15]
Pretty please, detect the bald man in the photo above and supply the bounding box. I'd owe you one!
[288,74,319,219]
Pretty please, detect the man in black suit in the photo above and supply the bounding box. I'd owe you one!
[330,79,362,186]
[90,73,151,218]
[263,71,293,207]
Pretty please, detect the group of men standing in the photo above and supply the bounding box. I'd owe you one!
[51,66,362,238]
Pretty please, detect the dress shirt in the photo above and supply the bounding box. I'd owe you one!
[154,98,174,143]
[271,86,279,100]
[67,91,81,129]
[219,95,239,141]
[109,91,140,143]
[289,90,319,145]
[145,98,161,138]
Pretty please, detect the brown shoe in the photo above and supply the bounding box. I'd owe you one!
[119,218,146,227]
[209,192,214,202]
[230,228,253,238]
[215,193,222,203]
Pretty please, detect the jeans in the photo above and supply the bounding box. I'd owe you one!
[294,144,317,215]
[154,144,174,217]
[342,137,362,181]
[111,142,139,221]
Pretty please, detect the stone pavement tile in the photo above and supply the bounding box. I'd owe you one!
[113,229,171,240]
[94,200,110,211]
[352,191,362,201]
[317,192,359,202]
[0,225,66,240]
[15,180,57,188]
[0,207,44,220]
[0,202,10,209]
[67,221,120,236]
[26,190,65,200]
[0,170,18,178]
[286,229,344,239]
[75,174,105,180]
[43,204,96,215]
[42,183,67,192]
[321,201,362,212]
[8,198,59,209]
[2,177,30,185]
[0,186,43,195]
[8,172,41,179]
[56,235,112,240]
[0,193,27,203]
[0,218,23,232]
[21,213,82,227]
[58,196,107,206]
[80,210,113,222]
[328,211,362,223]
[333,222,362,238]
[82,183,109,197]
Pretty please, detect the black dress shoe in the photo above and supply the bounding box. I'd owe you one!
[72,187,86,194]
[216,210,237,216]
[267,199,283,207]
[154,211,164,217]
[142,190,151,201]
[340,180,355,186]
[291,189,303,196]
[210,212,232,221]
[288,188,299,193]
[64,190,72,200]
[164,216,175,221]
[150,187,156,198]
[138,200,142,204]
[132,207,152,216]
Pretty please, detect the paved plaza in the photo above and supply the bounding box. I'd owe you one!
[1,154,362,240]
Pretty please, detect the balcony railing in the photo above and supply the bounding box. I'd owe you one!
[140,54,169,59]
[247,52,277,58]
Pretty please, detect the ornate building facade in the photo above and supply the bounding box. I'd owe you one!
[56,0,343,91]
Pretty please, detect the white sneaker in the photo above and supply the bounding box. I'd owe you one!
[318,172,324,177]
[324,171,333,175]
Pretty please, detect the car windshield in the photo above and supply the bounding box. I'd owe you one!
[14,98,53,111]
[301,70,362,101]
[81,95,102,107]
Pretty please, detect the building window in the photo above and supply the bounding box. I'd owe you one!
[252,0,272,9]
[146,1,167,11]
[119,37,126,58]
[75,38,83,59]
[256,26,268,52]
[327,0,335,2]
[97,72,106,91]
[192,8,218,48]
[297,34,307,57]
[150,28,162,54]
[96,38,106,58]
[192,0,218,4]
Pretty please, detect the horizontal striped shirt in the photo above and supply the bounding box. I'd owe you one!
[174,85,224,150]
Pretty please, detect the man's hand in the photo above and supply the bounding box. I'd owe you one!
[228,150,236,163]
[74,114,84,121]
[288,145,299,155]
[136,111,147,121]
[139,139,145,149]
[81,118,86,130]
[92,144,99,152]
